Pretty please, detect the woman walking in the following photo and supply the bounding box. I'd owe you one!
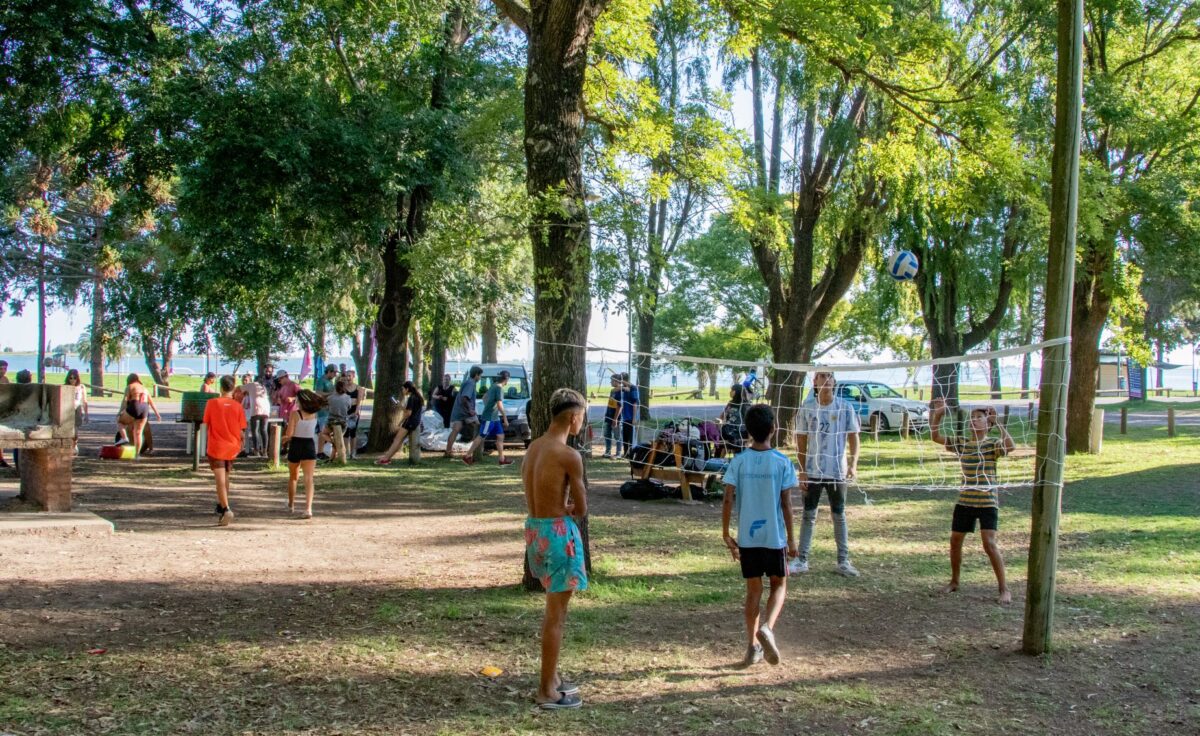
[241,375,271,456]
[283,389,326,518]
[117,373,161,459]
[375,381,424,465]
[65,369,87,452]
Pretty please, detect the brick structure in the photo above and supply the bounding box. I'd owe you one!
[1,384,76,512]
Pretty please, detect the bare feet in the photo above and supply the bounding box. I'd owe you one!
[998,589,1012,605]
[941,582,958,594]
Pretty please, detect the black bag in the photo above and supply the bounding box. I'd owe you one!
[619,477,670,501]
[627,443,664,473]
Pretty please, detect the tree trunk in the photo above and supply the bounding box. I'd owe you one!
[989,332,1002,399]
[430,316,447,391]
[350,325,374,389]
[696,366,706,394]
[411,319,427,394]
[708,367,718,398]
[522,0,604,437]
[140,333,171,397]
[367,224,416,453]
[1066,238,1115,453]
[90,269,106,396]
[255,344,270,381]
[634,310,654,420]
[1155,340,1164,388]
[314,318,327,372]
[481,308,498,363]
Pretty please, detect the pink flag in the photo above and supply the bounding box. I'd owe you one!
[299,346,312,382]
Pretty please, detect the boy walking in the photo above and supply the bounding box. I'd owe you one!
[464,370,512,466]
[448,365,482,459]
[722,404,798,667]
[523,388,589,709]
[203,375,248,526]
[929,399,1015,604]
[794,371,861,577]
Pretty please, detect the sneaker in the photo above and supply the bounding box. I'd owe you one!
[462,455,476,466]
[218,507,234,526]
[836,561,860,578]
[741,643,764,667]
[789,559,809,574]
[600,453,612,459]
[498,458,514,466]
[317,452,329,460]
[756,625,781,665]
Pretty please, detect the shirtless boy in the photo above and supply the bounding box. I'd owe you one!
[522,388,588,710]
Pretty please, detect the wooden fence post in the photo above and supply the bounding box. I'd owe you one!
[269,424,282,469]
[900,410,910,439]
[1167,407,1176,438]
[1120,407,1127,434]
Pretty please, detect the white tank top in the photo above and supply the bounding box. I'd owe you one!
[293,413,317,440]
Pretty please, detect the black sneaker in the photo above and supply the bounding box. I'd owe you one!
[317,452,329,460]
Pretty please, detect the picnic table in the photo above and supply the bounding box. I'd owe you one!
[637,438,722,502]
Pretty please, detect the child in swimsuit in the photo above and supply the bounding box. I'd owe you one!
[521,388,588,710]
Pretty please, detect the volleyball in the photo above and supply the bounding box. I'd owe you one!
[888,250,919,281]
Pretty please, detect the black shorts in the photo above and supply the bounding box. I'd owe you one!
[952,504,999,533]
[739,547,787,579]
[288,437,317,463]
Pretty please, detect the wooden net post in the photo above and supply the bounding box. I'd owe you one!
[1023,0,1083,657]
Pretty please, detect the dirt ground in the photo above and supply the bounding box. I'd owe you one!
[1,416,1197,735]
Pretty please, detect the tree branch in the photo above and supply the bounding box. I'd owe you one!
[490,0,530,35]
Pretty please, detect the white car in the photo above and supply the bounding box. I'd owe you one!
[832,381,930,434]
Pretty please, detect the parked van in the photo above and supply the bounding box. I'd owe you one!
[473,363,532,447]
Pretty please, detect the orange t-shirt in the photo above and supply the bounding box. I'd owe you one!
[203,396,248,461]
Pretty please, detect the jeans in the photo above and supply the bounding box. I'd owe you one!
[250,416,268,453]
[799,480,850,564]
[620,419,636,456]
[603,418,617,455]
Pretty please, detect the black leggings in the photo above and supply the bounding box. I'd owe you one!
[250,415,268,451]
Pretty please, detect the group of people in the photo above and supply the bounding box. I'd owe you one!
[199,364,366,525]
[526,370,1017,709]
[600,372,640,459]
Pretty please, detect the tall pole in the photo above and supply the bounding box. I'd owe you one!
[1023,0,1083,655]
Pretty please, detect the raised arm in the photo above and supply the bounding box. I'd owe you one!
[990,407,1016,454]
[929,398,949,446]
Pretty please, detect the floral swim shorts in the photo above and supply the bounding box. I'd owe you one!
[524,516,588,593]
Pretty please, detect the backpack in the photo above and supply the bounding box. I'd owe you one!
[619,477,670,501]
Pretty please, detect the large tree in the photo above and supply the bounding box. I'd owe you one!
[493,0,611,436]
[1063,1,1200,450]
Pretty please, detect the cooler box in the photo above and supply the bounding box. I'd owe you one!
[99,444,137,460]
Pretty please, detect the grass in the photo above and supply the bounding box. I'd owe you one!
[0,423,1197,734]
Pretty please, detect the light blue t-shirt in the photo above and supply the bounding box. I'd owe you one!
[725,448,798,549]
[796,397,861,480]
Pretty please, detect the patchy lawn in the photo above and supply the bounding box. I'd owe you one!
[0,421,1196,735]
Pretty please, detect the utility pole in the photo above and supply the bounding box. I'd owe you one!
[37,237,47,384]
[1023,0,1083,655]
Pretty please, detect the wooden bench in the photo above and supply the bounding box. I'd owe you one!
[637,439,722,502]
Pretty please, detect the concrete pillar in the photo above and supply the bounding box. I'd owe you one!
[1089,408,1104,454]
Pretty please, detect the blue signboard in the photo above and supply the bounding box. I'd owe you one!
[1126,358,1145,400]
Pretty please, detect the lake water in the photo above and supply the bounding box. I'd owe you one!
[3,352,1195,392]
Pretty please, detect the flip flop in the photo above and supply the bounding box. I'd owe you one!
[374,458,391,466]
[537,693,582,710]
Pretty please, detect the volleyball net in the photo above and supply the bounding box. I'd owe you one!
[574,338,1070,496]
